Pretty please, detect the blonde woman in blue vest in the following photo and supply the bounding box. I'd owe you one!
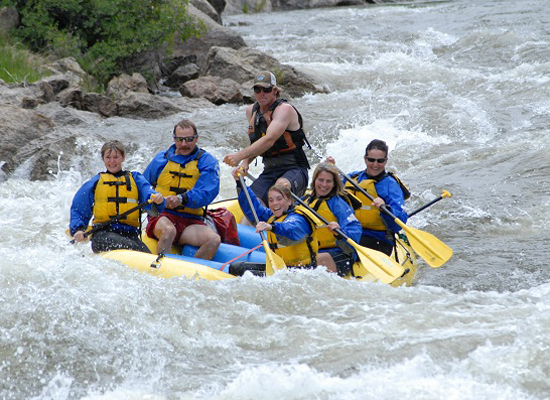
[70,140,165,253]
[303,163,362,276]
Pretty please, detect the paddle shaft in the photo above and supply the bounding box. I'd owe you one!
[238,175,267,242]
[408,190,451,218]
[70,199,151,243]
[237,174,285,275]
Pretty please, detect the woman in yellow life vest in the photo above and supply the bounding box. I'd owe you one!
[328,139,409,256]
[233,169,319,268]
[303,163,362,276]
[70,140,164,253]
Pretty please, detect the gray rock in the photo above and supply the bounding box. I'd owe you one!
[0,104,78,180]
[117,92,183,119]
[190,0,222,23]
[58,88,83,110]
[163,55,198,76]
[106,73,149,100]
[179,76,243,104]
[207,0,226,15]
[36,102,102,126]
[38,81,56,103]
[203,46,326,98]
[82,93,118,118]
[20,97,45,109]
[165,64,201,88]
[40,75,70,95]
[223,0,366,15]
[172,4,246,70]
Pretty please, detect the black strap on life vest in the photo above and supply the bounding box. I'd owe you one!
[350,170,410,200]
[103,171,133,218]
[251,99,310,156]
[168,149,206,212]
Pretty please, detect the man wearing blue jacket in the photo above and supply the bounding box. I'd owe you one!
[143,119,221,259]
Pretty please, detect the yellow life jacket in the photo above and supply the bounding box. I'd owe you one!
[155,150,204,216]
[267,206,319,267]
[93,172,140,227]
[304,196,338,249]
[344,177,387,231]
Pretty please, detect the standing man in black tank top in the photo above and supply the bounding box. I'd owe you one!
[223,71,310,205]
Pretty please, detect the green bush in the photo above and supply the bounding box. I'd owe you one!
[5,0,204,86]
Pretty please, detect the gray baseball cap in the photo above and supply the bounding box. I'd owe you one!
[253,71,277,88]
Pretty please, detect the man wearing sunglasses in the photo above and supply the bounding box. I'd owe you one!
[143,119,221,259]
[223,70,310,205]
[331,139,410,256]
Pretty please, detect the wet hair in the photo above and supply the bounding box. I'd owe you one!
[365,139,389,157]
[101,140,125,159]
[173,119,198,136]
[310,162,345,198]
[268,183,293,202]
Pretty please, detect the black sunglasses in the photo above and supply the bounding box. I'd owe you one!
[173,135,197,143]
[365,157,387,163]
[253,86,274,94]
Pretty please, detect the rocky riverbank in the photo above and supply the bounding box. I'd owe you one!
[0,0,379,180]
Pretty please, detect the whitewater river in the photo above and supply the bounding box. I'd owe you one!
[2,0,550,398]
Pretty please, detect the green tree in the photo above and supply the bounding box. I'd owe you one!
[5,0,204,86]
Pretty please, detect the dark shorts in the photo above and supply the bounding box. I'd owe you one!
[251,167,309,204]
[320,248,356,277]
[146,212,206,243]
[91,230,151,254]
[359,236,394,256]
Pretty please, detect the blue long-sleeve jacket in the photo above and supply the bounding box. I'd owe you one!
[323,195,362,244]
[237,185,312,241]
[69,171,165,236]
[143,145,220,218]
[347,170,408,244]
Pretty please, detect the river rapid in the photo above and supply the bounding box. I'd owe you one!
[2,0,550,399]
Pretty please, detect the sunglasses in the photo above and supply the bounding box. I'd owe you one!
[173,135,197,143]
[365,157,387,163]
[253,86,274,94]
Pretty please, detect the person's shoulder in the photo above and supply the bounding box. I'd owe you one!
[196,148,218,163]
[348,170,363,179]
[274,100,294,112]
[148,148,170,163]
[330,194,349,205]
[381,172,399,186]
[129,170,146,179]
[85,173,102,185]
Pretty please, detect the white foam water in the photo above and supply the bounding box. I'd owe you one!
[2,0,550,398]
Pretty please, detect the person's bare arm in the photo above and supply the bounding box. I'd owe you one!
[223,103,296,166]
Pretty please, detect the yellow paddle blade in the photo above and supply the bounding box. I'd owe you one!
[347,238,405,284]
[402,226,452,268]
[262,239,286,276]
[392,218,452,268]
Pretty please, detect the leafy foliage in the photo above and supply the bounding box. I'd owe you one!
[5,0,204,86]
